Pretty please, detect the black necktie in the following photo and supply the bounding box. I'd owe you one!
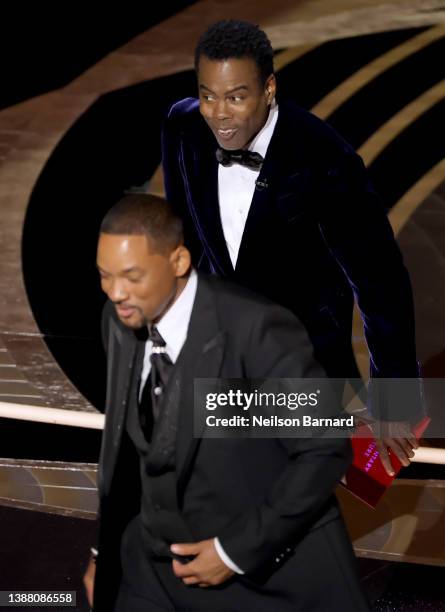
[138,325,173,441]
[148,325,173,420]
[216,147,264,170]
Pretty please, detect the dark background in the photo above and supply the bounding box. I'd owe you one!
[0,3,197,110]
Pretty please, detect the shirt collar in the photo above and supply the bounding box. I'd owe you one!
[151,268,198,363]
[248,99,279,158]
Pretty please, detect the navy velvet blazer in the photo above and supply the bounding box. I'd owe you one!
[162,97,419,414]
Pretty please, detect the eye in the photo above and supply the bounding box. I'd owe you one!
[202,94,215,102]
[126,271,145,283]
[229,96,244,103]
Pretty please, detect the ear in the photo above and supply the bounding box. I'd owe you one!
[265,74,277,103]
[170,245,192,277]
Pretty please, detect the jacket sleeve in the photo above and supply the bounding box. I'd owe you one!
[316,152,421,419]
[161,105,205,267]
[217,306,352,574]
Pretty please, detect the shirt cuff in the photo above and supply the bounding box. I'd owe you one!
[214,537,244,574]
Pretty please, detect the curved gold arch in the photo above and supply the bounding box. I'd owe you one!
[311,23,445,120]
[389,158,445,235]
[358,80,445,165]
[352,81,445,377]
[353,160,445,379]
[274,44,318,71]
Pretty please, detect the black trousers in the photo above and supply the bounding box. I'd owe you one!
[114,515,370,612]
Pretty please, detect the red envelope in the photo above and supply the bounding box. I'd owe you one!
[341,416,431,508]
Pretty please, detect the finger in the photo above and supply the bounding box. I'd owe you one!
[172,559,197,578]
[393,425,418,449]
[182,576,201,586]
[171,542,200,556]
[397,437,416,458]
[387,437,414,462]
[375,441,395,476]
[393,424,418,449]
[386,439,413,466]
[406,435,419,449]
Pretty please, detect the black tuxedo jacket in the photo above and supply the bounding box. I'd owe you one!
[93,275,355,611]
[162,98,419,403]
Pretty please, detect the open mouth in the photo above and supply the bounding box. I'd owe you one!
[216,127,237,141]
[116,306,136,318]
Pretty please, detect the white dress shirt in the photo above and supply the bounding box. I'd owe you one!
[218,101,279,268]
[139,268,243,574]
[139,269,198,392]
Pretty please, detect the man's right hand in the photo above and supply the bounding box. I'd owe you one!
[83,557,96,609]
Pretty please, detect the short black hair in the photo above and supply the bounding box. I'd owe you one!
[194,20,274,85]
[100,193,183,253]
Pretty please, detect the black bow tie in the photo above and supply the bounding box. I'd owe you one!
[216,147,264,171]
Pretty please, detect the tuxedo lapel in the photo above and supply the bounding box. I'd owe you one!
[235,101,310,274]
[182,122,233,275]
[99,316,140,496]
[175,276,226,494]
[107,318,140,438]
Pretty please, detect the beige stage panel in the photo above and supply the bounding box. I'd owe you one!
[0,460,443,565]
[337,479,445,566]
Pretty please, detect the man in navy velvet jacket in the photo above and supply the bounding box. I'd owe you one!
[161,20,421,474]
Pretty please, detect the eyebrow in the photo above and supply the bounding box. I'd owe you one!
[199,84,249,95]
[96,265,142,274]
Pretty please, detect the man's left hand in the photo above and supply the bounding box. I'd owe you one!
[371,420,419,476]
[171,539,235,587]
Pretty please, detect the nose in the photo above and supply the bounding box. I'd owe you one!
[214,99,230,121]
[107,278,128,303]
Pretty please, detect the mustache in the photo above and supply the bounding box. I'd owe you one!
[113,302,141,312]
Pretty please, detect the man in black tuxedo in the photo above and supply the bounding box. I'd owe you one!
[84,193,369,611]
[161,19,421,476]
